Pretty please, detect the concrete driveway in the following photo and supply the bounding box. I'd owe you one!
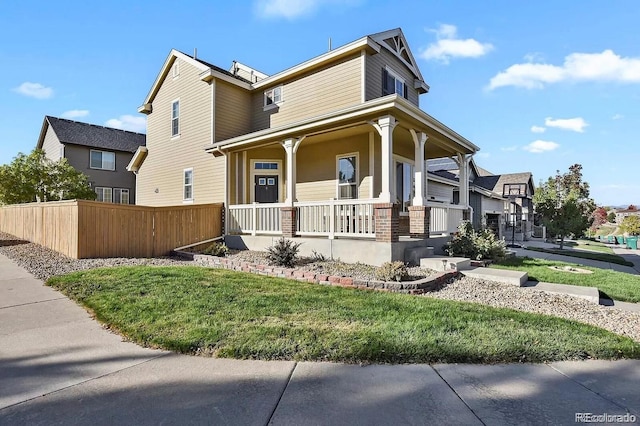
[1,254,638,425]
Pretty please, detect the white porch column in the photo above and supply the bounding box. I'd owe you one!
[456,152,470,207]
[374,115,397,203]
[281,137,304,206]
[410,129,428,206]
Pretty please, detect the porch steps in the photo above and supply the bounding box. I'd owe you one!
[462,267,528,286]
[404,246,434,266]
[420,256,471,271]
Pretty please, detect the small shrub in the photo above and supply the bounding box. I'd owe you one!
[444,221,506,261]
[310,249,327,262]
[375,261,408,282]
[266,238,302,267]
[202,242,229,257]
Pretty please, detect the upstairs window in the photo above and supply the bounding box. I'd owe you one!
[382,67,408,99]
[171,99,180,137]
[264,86,282,109]
[90,150,115,171]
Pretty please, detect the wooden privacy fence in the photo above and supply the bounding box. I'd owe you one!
[0,200,223,259]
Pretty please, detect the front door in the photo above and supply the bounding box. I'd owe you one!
[255,175,278,203]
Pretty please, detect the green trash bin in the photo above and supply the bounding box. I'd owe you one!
[608,236,614,243]
[616,235,624,244]
[627,236,638,250]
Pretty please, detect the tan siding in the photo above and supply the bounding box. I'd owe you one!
[215,81,252,141]
[296,133,370,202]
[137,58,223,206]
[41,125,63,161]
[365,49,420,106]
[251,54,362,131]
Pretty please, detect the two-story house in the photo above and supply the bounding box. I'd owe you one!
[131,28,480,264]
[37,116,145,204]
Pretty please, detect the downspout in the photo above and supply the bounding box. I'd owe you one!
[215,147,228,237]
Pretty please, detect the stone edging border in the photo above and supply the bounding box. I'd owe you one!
[174,251,459,295]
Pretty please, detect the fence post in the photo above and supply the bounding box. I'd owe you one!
[251,203,257,236]
[329,198,335,240]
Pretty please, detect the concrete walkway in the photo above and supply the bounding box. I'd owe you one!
[1,254,639,425]
[512,239,640,275]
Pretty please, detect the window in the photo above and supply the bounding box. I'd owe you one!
[395,161,414,212]
[114,188,130,204]
[95,187,113,203]
[264,86,282,108]
[90,150,115,170]
[171,99,180,137]
[184,168,193,201]
[337,154,358,199]
[254,162,278,170]
[382,67,408,99]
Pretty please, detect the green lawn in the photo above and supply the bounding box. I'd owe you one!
[47,266,639,364]
[493,257,640,303]
[523,245,633,266]
[570,239,615,254]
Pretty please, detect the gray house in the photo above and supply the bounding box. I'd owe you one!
[36,116,145,204]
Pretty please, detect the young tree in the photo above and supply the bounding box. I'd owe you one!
[590,206,608,230]
[0,149,96,205]
[533,164,595,249]
[620,215,640,236]
[607,211,617,223]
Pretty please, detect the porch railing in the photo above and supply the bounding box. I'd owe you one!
[228,203,284,235]
[296,198,376,239]
[427,202,467,235]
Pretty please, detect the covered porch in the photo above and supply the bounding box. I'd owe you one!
[206,95,478,260]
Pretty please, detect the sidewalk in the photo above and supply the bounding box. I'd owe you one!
[1,253,638,425]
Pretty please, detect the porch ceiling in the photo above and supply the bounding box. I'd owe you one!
[205,95,478,157]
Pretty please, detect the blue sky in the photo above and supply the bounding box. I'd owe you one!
[1,0,638,206]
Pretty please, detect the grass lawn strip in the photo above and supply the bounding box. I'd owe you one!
[523,245,633,267]
[569,240,615,254]
[47,266,639,364]
[493,257,640,303]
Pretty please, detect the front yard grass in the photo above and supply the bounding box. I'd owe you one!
[523,245,633,267]
[493,257,640,303]
[47,266,640,363]
[569,239,615,254]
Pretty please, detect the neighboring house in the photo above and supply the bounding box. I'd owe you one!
[615,205,640,224]
[131,28,481,264]
[473,172,536,241]
[36,116,145,204]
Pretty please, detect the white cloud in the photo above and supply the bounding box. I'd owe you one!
[612,113,624,120]
[488,49,640,90]
[523,140,559,153]
[545,117,588,133]
[105,115,146,133]
[13,82,53,99]
[253,0,357,19]
[530,125,546,133]
[420,24,493,64]
[61,109,90,119]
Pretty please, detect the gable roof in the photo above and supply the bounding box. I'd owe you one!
[474,172,534,196]
[37,116,146,154]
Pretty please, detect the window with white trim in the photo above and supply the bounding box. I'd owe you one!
[171,99,180,137]
[382,67,408,99]
[254,162,278,170]
[114,188,129,204]
[264,86,282,108]
[95,187,113,203]
[90,150,115,171]
[183,168,193,201]
[337,154,358,199]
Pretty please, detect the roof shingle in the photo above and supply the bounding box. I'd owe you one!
[45,116,146,153]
